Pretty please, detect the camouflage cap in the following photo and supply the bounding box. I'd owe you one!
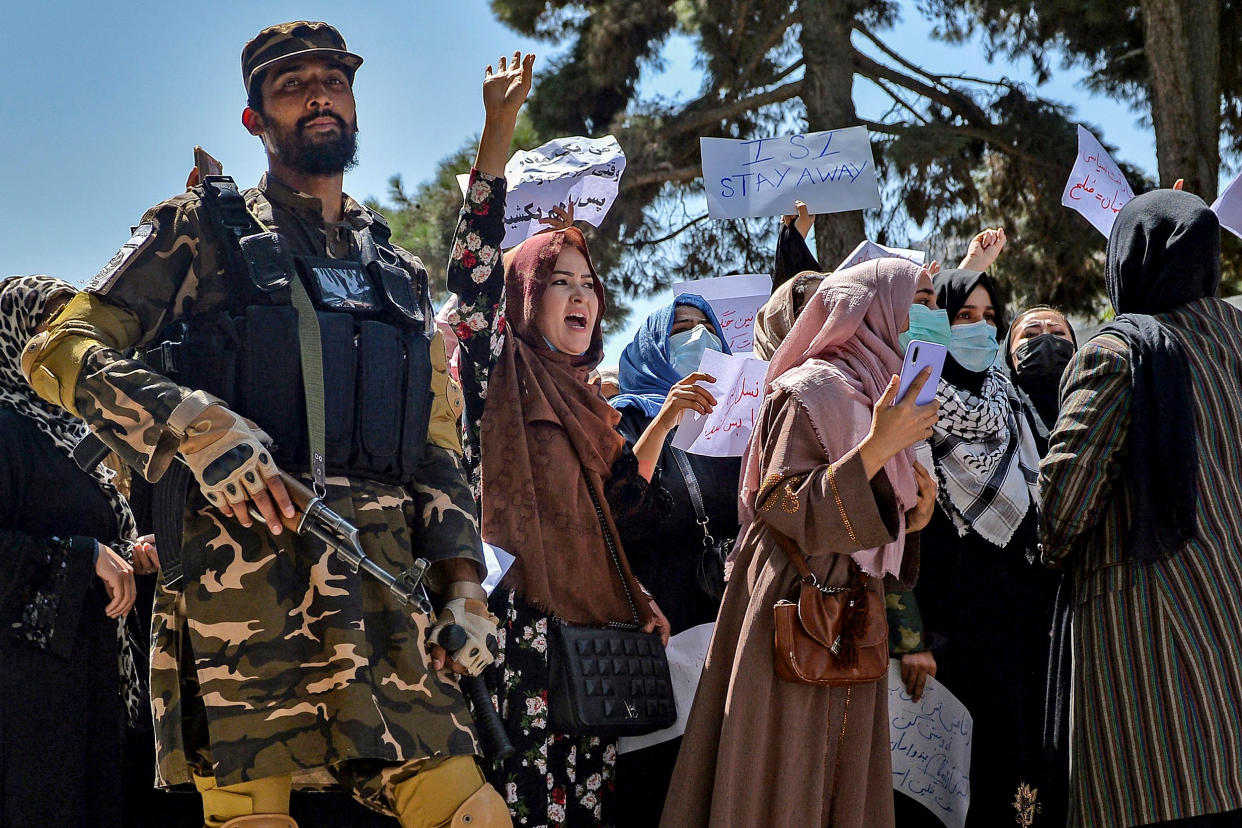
[242,21,363,93]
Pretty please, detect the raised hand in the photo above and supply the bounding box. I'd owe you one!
[483,51,535,121]
[959,226,1007,272]
[782,200,815,239]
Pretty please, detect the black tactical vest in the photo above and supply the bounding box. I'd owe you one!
[145,177,433,486]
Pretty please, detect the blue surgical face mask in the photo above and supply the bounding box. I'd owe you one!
[947,320,1000,373]
[543,336,586,357]
[668,324,724,378]
[899,304,952,352]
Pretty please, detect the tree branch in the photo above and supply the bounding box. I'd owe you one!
[664,78,805,137]
[737,13,801,84]
[625,165,703,189]
[623,213,711,247]
[853,51,988,125]
[853,25,990,123]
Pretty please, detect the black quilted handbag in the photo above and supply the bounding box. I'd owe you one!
[547,475,677,737]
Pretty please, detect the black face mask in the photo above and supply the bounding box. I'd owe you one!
[1012,334,1076,424]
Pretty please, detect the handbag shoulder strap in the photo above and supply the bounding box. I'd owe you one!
[756,513,817,583]
[581,471,642,630]
[670,447,707,521]
[670,447,718,548]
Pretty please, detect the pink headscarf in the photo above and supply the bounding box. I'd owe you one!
[739,258,921,577]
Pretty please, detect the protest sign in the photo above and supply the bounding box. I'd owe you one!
[456,135,625,249]
[700,127,882,220]
[671,273,769,353]
[1211,170,1242,240]
[837,239,927,272]
[1061,125,1135,238]
[617,623,714,754]
[888,660,973,828]
[671,349,769,458]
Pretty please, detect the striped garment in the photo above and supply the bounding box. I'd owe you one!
[1040,296,1242,827]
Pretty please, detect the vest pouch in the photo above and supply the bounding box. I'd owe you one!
[238,305,303,470]
[369,259,425,327]
[238,232,294,293]
[298,256,381,313]
[170,314,241,404]
[355,320,403,476]
[317,312,357,469]
[401,332,433,471]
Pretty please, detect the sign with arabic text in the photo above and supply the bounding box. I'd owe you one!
[671,273,769,354]
[456,135,625,249]
[1060,125,1135,238]
[888,660,973,828]
[670,349,769,457]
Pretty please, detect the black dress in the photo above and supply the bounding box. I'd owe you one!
[0,407,126,828]
[613,406,742,828]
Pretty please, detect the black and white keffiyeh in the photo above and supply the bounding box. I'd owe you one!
[0,275,145,725]
[931,369,1041,547]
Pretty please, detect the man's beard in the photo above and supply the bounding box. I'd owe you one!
[267,109,359,175]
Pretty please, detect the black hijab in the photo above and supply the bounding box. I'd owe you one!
[1097,189,1219,562]
[934,268,1007,391]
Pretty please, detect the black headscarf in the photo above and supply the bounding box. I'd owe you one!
[933,268,1007,391]
[1097,189,1220,562]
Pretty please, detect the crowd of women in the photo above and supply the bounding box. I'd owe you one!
[6,69,1242,828]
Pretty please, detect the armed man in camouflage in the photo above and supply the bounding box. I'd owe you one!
[21,21,530,828]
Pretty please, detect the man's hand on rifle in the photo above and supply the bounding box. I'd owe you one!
[176,402,296,534]
[428,580,500,677]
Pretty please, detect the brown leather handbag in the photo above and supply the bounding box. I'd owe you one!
[763,521,888,686]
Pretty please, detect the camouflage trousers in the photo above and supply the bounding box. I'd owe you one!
[149,476,479,812]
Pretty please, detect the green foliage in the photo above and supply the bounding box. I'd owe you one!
[375,0,1242,330]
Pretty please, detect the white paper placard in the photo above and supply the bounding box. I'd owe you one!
[1212,170,1242,240]
[456,135,625,249]
[700,127,882,219]
[481,543,516,596]
[671,273,770,354]
[617,623,715,754]
[1060,125,1135,238]
[670,349,769,457]
[836,239,927,272]
[888,660,973,828]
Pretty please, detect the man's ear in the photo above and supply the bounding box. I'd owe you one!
[242,107,264,137]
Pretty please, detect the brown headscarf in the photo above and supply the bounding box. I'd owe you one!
[479,228,652,627]
[752,270,825,360]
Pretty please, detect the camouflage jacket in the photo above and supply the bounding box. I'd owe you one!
[24,173,485,788]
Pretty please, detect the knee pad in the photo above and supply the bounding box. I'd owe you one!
[392,755,511,828]
[218,817,298,828]
[448,784,511,828]
[192,772,292,828]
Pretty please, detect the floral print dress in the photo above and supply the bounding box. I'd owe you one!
[446,170,669,827]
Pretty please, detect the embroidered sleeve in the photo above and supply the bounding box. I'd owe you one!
[0,532,95,657]
[445,168,507,493]
[606,443,674,546]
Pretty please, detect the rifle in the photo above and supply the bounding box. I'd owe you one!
[254,473,514,762]
[72,434,513,762]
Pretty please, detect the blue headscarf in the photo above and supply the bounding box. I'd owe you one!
[611,293,731,417]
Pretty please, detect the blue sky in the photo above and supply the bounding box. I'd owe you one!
[0,1,1174,363]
